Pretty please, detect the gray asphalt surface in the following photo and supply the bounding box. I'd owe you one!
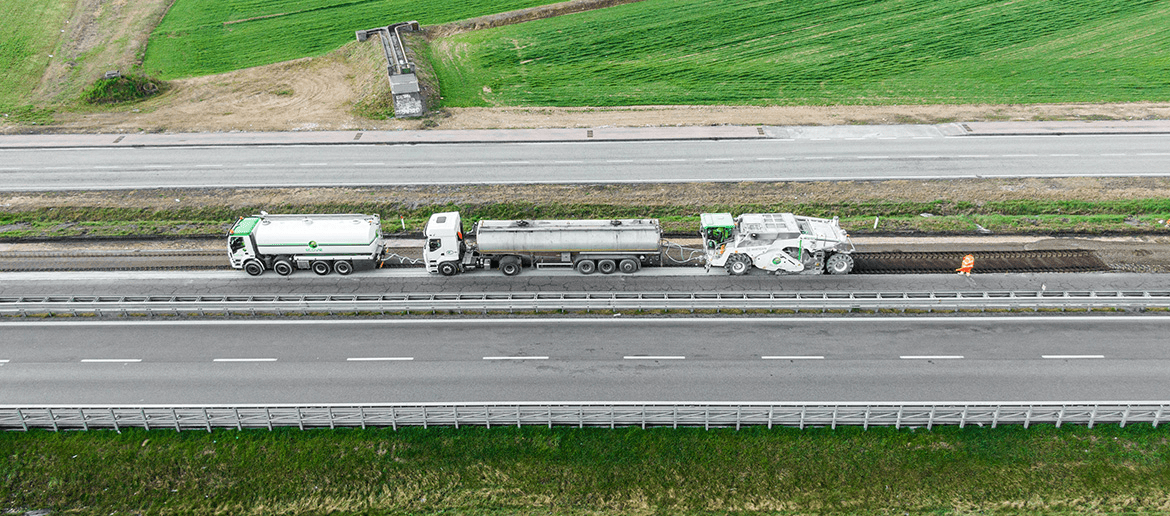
[1,317,1167,404]
[1,270,1167,297]
[1,132,1168,190]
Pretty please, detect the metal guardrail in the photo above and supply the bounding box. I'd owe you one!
[2,402,1165,431]
[1,290,1169,317]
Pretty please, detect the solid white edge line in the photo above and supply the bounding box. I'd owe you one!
[80,358,142,363]
[0,360,9,363]
[762,355,824,360]
[347,357,413,361]
[483,356,549,360]
[1041,355,1105,359]
[213,358,277,362]
[624,355,685,360]
[5,315,1170,327]
[901,355,964,359]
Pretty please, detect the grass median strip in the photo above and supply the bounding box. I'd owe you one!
[4,424,1170,514]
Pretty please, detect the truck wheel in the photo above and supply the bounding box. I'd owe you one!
[312,261,331,276]
[244,260,264,276]
[575,260,596,274]
[598,259,617,274]
[726,254,751,276]
[618,259,639,274]
[500,259,522,276]
[334,261,353,275]
[438,262,458,276]
[274,259,294,276]
[827,253,854,275]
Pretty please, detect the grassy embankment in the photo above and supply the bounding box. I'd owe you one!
[4,425,1170,514]
[429,0,1170,107]
[0,0,72,123]
[141,0,564,80]
[2,198,1169,240]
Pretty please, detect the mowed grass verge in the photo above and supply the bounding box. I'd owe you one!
[142,0,562,79]
[2,198,1170,240]
[431,0,1170,107]
[0,0,72,121]
[4,425,1170,514]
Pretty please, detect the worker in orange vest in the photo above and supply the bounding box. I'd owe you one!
[956,254,974,276]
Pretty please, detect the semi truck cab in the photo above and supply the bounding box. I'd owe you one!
[423,212,466,275]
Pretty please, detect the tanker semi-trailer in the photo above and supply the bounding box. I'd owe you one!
[423,211,662,276]
[228,213,384,276]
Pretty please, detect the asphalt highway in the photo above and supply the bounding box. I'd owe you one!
[2,133,1168,190]
[2,317,1168,404]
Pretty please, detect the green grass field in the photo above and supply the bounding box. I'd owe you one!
[4,425,1170,514]
[0,0,71,120]
[142,0,563,79]
[431,0,1170,107]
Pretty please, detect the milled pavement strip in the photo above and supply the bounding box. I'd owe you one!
[1,121,1168,149]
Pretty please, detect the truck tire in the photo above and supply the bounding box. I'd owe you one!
[334,260,354,275]
[575,260,596,274]
[827,253,854,275]
[618,259,639,274]
[438,261,458,276]
[500,258,522,276]
[274,259,294,276]
[244,260,265,276]
[598,259,617,274]
[726,254,751,276]
[312,261,331,276]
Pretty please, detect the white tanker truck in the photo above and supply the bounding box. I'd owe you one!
[422,210,854,276]
[228,213,384,276]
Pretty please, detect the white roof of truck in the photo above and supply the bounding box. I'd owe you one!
[241,214,380,245]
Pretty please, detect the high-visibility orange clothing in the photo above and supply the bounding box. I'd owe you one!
[956,254,975,274]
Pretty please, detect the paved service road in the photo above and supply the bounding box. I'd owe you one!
[2,317,1168,404]
[2,134,1169,190]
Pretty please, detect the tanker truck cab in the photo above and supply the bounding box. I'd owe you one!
[228,216,262,269]
[424,212,467,276]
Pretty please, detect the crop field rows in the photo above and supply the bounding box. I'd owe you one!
[431,0,1170,107]
[142,0,562,79]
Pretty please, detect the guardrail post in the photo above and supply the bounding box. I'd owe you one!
[517,405,522,428]
[863,406,870,430]
[1121,406,1131,428]
[799,406,806,430]
[234,408,242,431]
[1088,406,1097,429]
[172,408,180,432]
[328,407,335,430]
[142,408,150,430]
[673,406,678,429]
[422,406,428,429]
[297,407,304,431]
[79,408,88,431]
[547,406,552,428]
[110,408,119,433]
[455,406,461,429]
[894,407,902,429]
[265,407,273,431]
[360,407,367,430]
[1056,406,1065,428]
[203,408,212,432]
[832,406,838,430]
[927,407,935,430]
[391,406,397,431]
[767,406,774,429]
[1155,406,1165,428]
[49,408,58,431]
[959,406,968,429]
[17,409,28,431]
[1024,406,1032,429]
[991,406,999,428]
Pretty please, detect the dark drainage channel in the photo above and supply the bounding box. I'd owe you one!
[852,250,1108,274]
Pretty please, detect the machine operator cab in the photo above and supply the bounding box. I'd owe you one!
[423,211,466,275]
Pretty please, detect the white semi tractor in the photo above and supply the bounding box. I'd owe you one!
[422,210,854,276]
[228,213,385,276]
